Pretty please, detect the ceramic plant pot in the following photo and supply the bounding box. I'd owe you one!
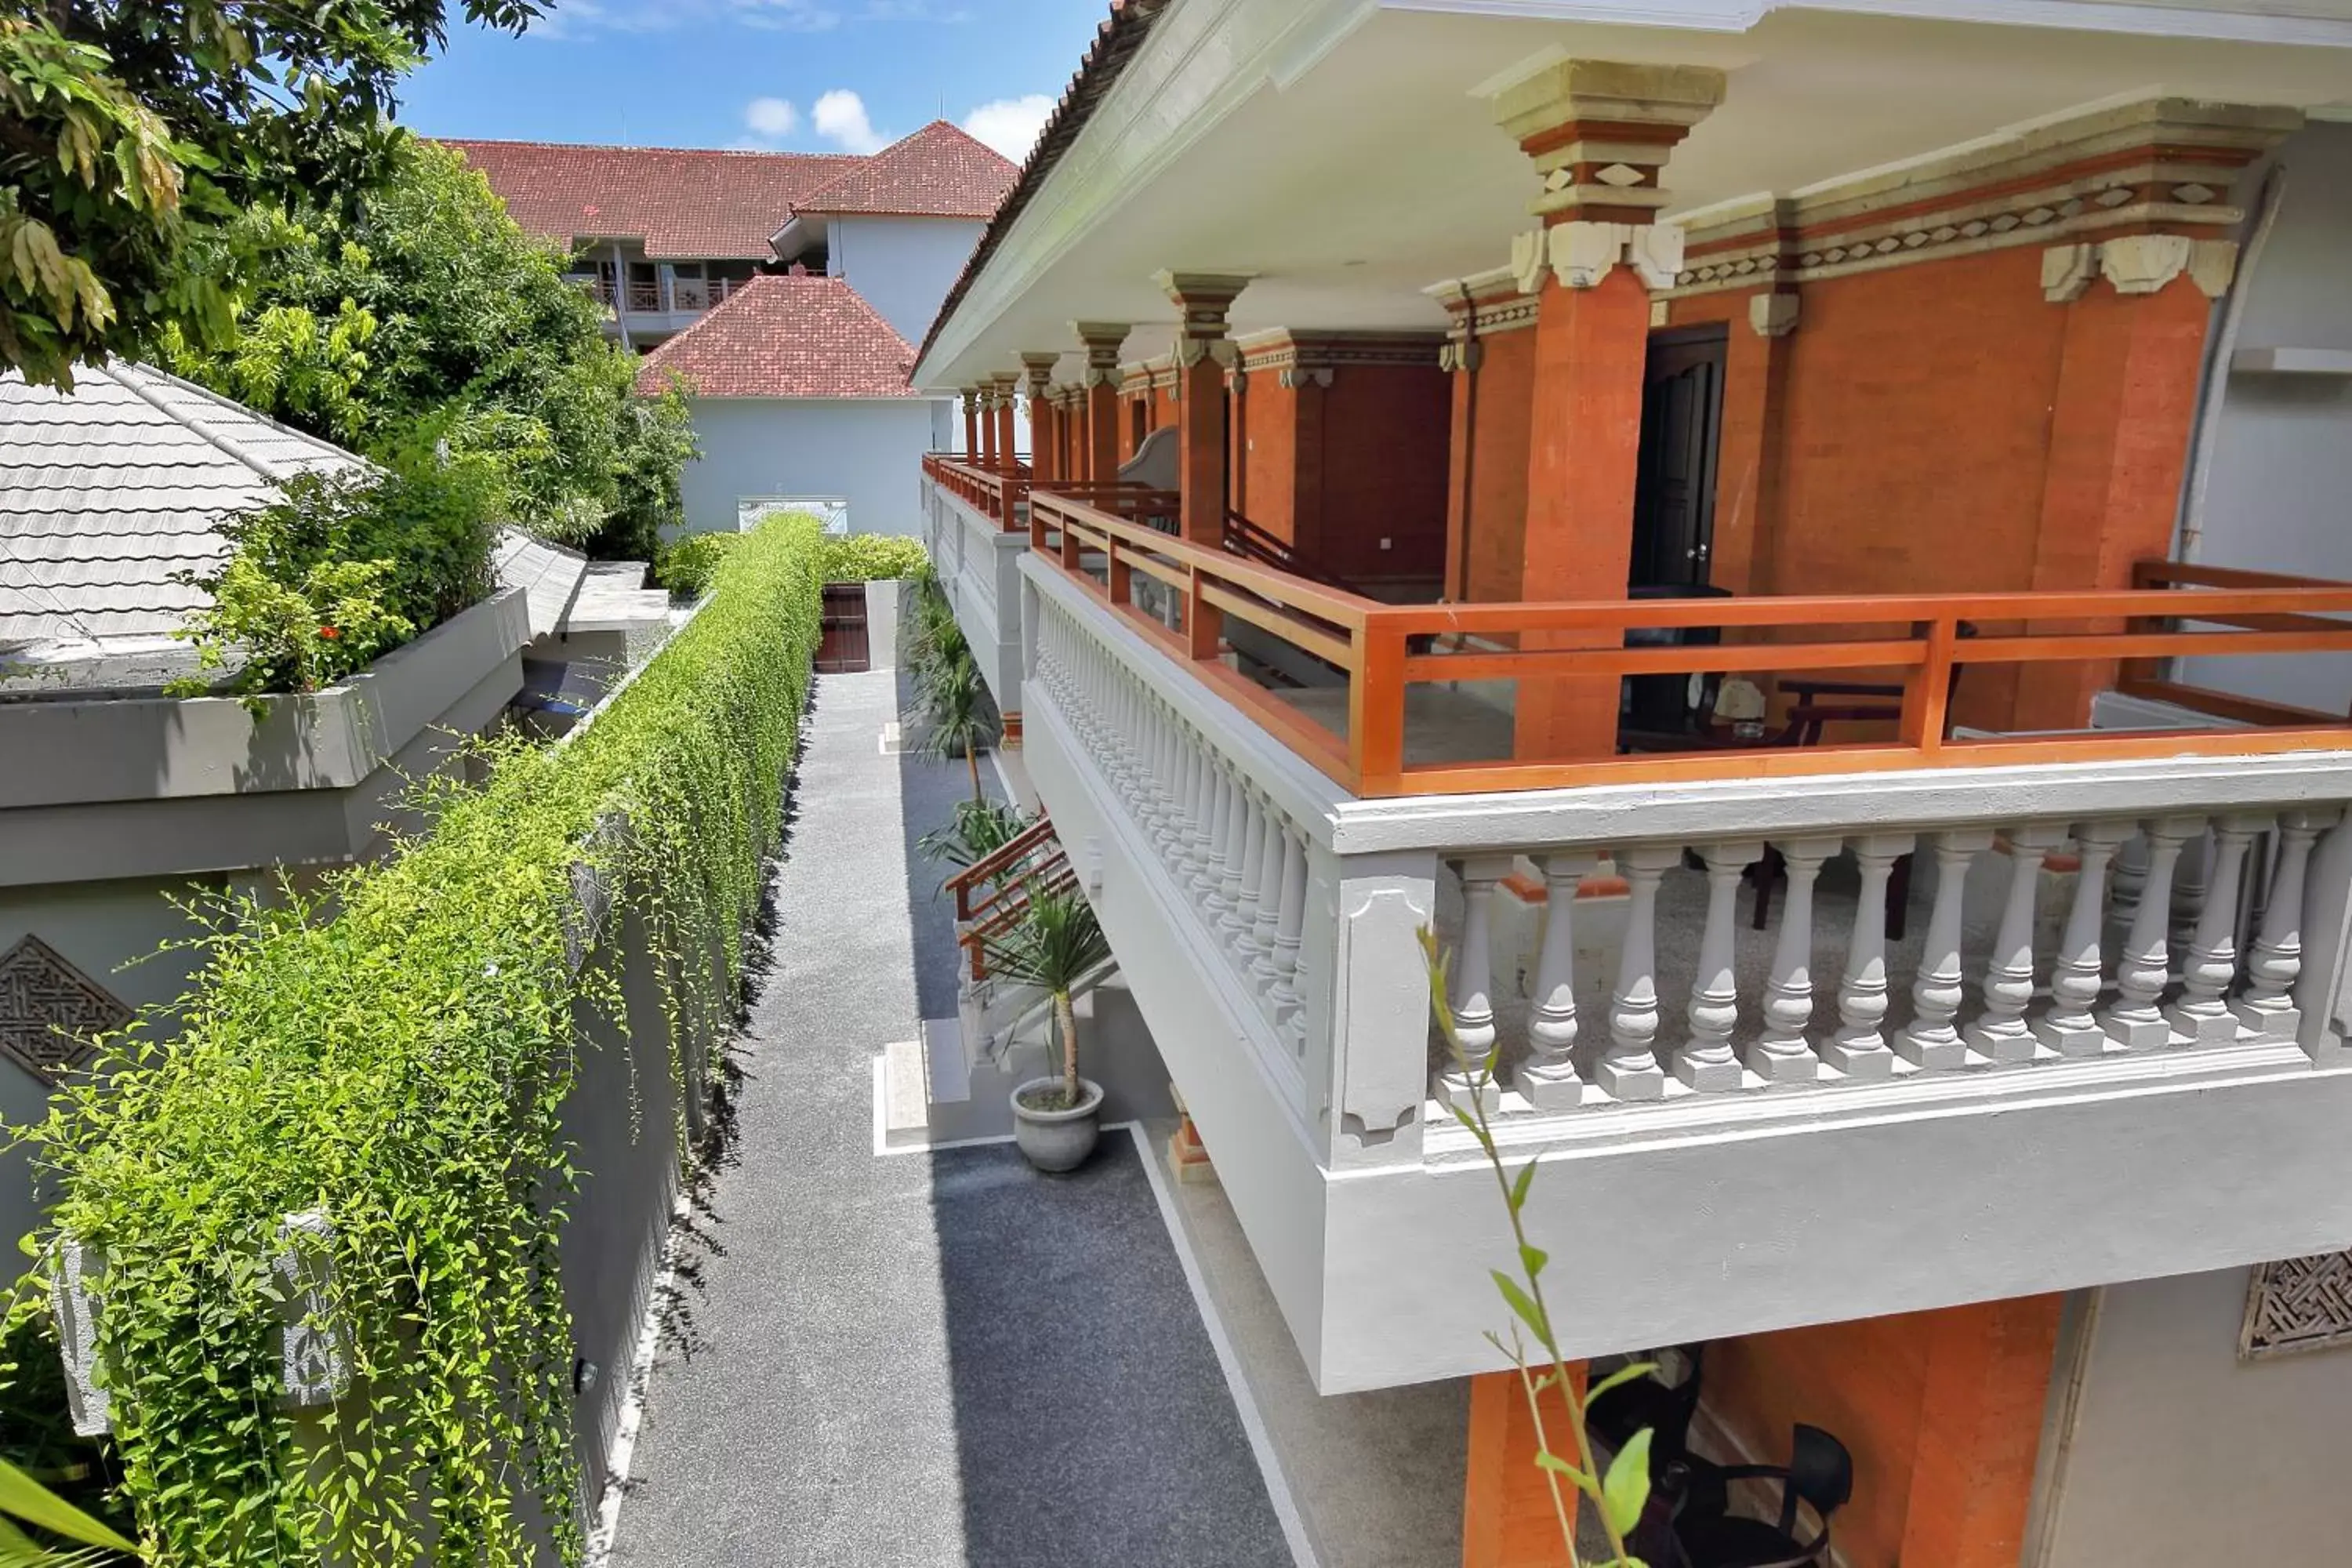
[1010,1076,1105,1172]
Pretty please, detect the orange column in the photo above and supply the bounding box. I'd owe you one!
[989,373,1019,471]
[1156,272,1251,550]
[1441,334,1481,602]
[1898,1294,2066,1568]
[1710,292,1798,597]
[1490,60,1726,760]
[978,386,998,466]
[960,388,980,459]
[1020,352,1059,485]
[1074,323,1129,485]
[1228,364,1250,519]
[2016,239,2223,731]
[1463,1363,1589,1568]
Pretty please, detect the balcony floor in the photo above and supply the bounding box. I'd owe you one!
[606,669,1291,1568]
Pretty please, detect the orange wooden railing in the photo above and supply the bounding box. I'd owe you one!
[946,814,1073,982]
[1024,489,2352,799]
[923,452,1034,528]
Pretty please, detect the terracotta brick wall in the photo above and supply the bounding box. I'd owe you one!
[1447,327,1536,604]
[1241,362,1451,585]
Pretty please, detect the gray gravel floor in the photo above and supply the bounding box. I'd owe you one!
[608,668,1290,1568]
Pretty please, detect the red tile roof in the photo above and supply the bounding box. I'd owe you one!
[634,274,917,399]
[443,140,861,260]
[792,122,1018,219]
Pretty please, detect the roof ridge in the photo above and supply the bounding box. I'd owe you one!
[435,136,861,163]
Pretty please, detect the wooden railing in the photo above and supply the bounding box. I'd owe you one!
[946,815,1073,981]
[1024,490,2352,797]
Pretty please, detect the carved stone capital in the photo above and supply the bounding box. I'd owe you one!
[1439,339,1485,374]
[1515,220,1686,292]
[2100,233,2195,296]
[1276,365,1334,390]
[1492,58,1726,222]
[1747,292,1799,337]
[2042,241,2100,303]
[2043,235,2240,303]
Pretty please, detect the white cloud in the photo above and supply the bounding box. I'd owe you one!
[960,94,1054,163]
[813,89,889,154]
[744,96,799,139]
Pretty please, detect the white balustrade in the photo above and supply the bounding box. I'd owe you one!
[1518,855,1591,1111]
[1823,833,1913,1080]
[1680,840,1759,1091]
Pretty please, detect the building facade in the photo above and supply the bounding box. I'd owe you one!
[913,2,2352,1563]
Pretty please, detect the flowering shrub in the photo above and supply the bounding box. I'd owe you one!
[169,439,500,704]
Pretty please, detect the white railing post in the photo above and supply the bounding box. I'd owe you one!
[1748,837,1838,1084]
[2105,815,2199,1050]
[2238,808,2337,1041]
[1824,832,1915,1080]
[1598,844,1678,1101]
[1900,829,1992,1069]
[1439,857,1510,1112]
[1269,826,1308,1035]
[1519,853,1592,1112]
[1232,790,1270,964]
[2037,819,2131,1057]
[1966,826,2062,1064]
[1249,806,1287,990]
[1681,840,1762,1091]
[2169,813,2264,1044]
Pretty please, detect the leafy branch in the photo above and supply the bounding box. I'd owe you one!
[1420,927,1655,1567]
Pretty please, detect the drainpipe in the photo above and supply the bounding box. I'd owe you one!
[2176,164,2286,563]
[1449,280,1481,604]
[610,241,634,354]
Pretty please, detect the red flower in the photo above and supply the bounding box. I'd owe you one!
[318,625,342,641]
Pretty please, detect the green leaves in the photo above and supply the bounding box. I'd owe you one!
[1600,1429,1653,1541]
[24,514,829,1563]
[0,1457,138,1561]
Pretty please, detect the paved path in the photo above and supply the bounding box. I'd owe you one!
[608,668,1290,1568]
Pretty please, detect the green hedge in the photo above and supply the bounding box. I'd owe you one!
[22,514,826,1565]
[660,526,927,598]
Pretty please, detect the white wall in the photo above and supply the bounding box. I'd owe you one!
[2179,123,2352,712]
[2036,1266,2352,1566]
[677,397,954,537]
[832,216,987,348]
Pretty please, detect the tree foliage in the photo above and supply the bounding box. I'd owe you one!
[1,1,546,389]
[155,141,694,557]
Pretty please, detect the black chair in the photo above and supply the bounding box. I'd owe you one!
[1668,1423,1853,1568]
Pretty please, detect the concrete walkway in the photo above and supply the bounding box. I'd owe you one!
[607,668,1292,1568]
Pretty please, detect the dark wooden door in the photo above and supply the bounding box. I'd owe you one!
[815,583,869,673]
[1630,327,1728,591]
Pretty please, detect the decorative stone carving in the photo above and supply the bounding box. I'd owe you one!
[1514,221,1688,294]
[1490,58,1726,221]
[2242,1252,2352,1360]
[0,935,129,1082]
[2100,233,2196,295]
[1276,365,1334,390]
[1334,884,1430,1140]
[2041,241,2100,303]
[1437,339,1484,374]
[1747,293,1799,337]
[2189,238,2241,298]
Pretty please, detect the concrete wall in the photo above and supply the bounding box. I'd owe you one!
[677,397,953,536]
[2177,122,2352,713]
[831,216,987,348]
[2034,1265,2352,1566]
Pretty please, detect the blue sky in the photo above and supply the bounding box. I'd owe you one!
[398,0,1110,162]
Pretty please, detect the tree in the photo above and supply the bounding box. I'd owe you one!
[155,142,695,556]
[1,2,548,390]
[978,885,1112,1110]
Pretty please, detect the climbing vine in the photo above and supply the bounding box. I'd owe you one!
[16,514,826,1565]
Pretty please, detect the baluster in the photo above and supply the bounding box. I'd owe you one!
[1172,740,1207,870]
[2235,808,2336,1040]
[1517,854,1592,1112]
[1965,825,2061,1064]
[1199,767,1237,912]
[2169,829,2212,966]
[1248,806,1287,993]
[1598,845,1679,1101]
[2034,820,2130,1057]
[2102,815,2199,1050]
[1223,791,1267,950]
[1268,826,1309,1036]
[1748,837,1837,1084]
[1679,840,1762,1092]
[1439,858,1509,1113]
[1899,829,1992,1069]
[1149,710,1179,843]
[1182,750,1219,891]
[1824,833,1915,1080]
[2168,814,2263,1044]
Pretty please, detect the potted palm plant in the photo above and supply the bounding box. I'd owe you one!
[979,881,1112,1171]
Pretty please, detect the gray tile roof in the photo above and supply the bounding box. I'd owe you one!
[492,531,590,643]
[0,362,364,649]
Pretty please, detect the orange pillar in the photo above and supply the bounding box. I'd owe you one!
[1074,323,1128,486]
[1156,273,1251,548]
[960,387,981,459]
[1898,1295,2066,1568]
[989,372,1018,471]
[1710,290,1798,597]
[1020,353,1059,485]
[1463,1363,1589,1568]
[1490,59,1726,761]
[1227,363,1250,519]
[2016,238,2224,731]
[978,385,998,466]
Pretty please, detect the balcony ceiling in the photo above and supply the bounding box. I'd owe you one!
[916,0,2352,387]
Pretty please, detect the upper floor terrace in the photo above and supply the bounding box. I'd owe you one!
[907,3,2352,1395]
